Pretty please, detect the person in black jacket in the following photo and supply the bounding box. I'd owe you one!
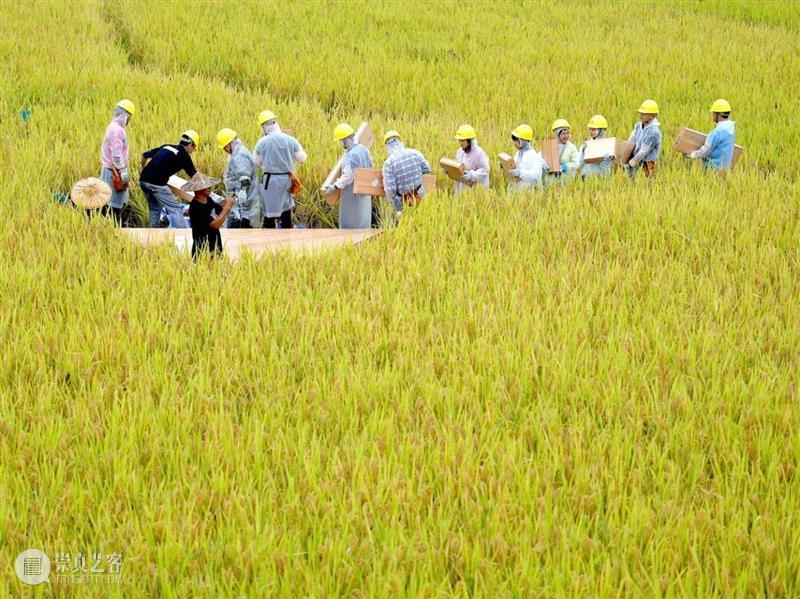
[139,130,199,227]
[181,172,236,260]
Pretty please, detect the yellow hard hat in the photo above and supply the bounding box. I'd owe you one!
[333,122,355,141]
[551,118,571,132]
[116,99,136,117]
[216,128,237,149]
[511,124,533,141]
[454,124,477,140]
[587,115,608,129]
[182,130,200,146]
[637,99,659,114]
[710,98,732,113]
[258,110,277,126]
[383,130,401,144]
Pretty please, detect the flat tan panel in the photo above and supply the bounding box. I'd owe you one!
[354,168,385,196]
[583,137,616,164]
[615,140,635,165]
[439,157,465,181]
[540,139,561,173]
[353,169,437,196]
[167,175,194,203]
[120,228,382,260]
[422,174,436,192]
[674,127,707,154]
[675,127,744,169]
[497,152,517,177]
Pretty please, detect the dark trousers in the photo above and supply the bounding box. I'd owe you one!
[263,209,293,229]
[101,205,123,226]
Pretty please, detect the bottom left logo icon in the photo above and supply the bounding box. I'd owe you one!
[15,549,51,585]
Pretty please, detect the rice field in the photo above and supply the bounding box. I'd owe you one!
[2,1,800,596]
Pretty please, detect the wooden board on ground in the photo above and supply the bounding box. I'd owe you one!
[120,228,382,261]
[497,152,517,177]
[167,175,194,203]
[583,137,617,164]
[354,168,437,197]
[540,139,561,173]
[321,122,375,206]
[674,127,744,169]
[615,140,635,166]
[439,157,465,181]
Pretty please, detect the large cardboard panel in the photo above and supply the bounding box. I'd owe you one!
[583,137,616,164]
[439,157,465,181]
[540,139,561,173]
[353,169,438,197]
[674,127,744,169]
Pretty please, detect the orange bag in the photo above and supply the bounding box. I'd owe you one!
[111,167,128,191]
[288,173,302,197]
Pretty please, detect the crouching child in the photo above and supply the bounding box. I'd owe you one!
[181,172,236,260]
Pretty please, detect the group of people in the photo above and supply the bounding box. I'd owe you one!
[99,97,736,256]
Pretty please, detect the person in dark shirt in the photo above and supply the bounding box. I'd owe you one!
[182,172,236,260]
[139,130,199,227]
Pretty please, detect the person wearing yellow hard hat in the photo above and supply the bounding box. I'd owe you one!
[685,99,736,170]
[139,130,200,227]
[99,99,135,225]
[382,131,431,221]
[452,124,489,194]
[322,123,374,229]
[579,115,613,180]
[625,99,662,179]
[217,128,259,228]
[252,109,307,229]
[506,124,547,191]
[544,119,580,187]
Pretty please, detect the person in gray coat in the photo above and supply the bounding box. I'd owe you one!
[322,123,374,229]
[217,128,259,228]
[253,110,307,229]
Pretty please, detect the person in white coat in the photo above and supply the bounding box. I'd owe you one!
[452,124,490,194]
[322,123,374,229]
[505,124,547,191]
[579,115,614,180]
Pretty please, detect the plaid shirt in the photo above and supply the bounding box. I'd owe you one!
[382,144,431,210]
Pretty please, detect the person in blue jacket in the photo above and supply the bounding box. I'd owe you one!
[686,99,736,170]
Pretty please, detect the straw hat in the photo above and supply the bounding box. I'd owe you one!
[181,172,220,192]
[70,177,112,209]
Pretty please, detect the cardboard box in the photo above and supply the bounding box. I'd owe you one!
[322,122,375,205]
[167,174,194,203]
[439,157,465,181]
[354,169,438,197]
[540,139,561,173]
[583,137,616,164]
[615,140,635,166]
[497,152,517,177]
[674,127,744,169]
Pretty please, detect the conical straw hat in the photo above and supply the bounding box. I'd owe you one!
[70,177,112,209]
[181,172,220,192]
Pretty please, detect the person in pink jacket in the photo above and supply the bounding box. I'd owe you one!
[453,124,490,194]
[100,99,135,225]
